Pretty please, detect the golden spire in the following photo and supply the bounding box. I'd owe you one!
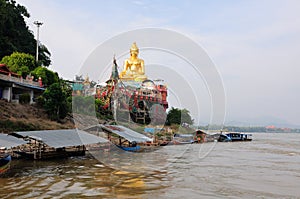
[130,42,139,52]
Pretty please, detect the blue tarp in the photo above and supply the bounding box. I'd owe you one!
[144,128,155,133]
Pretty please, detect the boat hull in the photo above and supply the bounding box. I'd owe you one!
[226,133,252,142]
[117,145,142,152]
[0,155,11,174]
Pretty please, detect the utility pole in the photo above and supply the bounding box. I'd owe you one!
[34,21,43,62]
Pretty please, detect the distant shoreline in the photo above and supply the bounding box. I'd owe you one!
[1,99,299,133]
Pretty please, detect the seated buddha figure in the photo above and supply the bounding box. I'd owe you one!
[119,42,147,81]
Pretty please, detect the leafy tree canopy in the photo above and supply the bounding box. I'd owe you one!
[31,66,59,86]
[1,52,36,77]
[166,107,194,125]
[42,82,70,120]
[0,0,51,66]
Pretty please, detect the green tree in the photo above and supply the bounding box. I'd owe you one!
[72,96,95,116]
[166,107,194,125]
[73,96,85,113]
[0,0,51,66]
[31,66,59,86]
[19,93,30,104]
[37,44,51,67]
[181,108,194,125]
[42,83,70,120]
[0,52,36,77]
[59,78,73,97]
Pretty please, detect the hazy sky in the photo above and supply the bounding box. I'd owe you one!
[16,0,300,126]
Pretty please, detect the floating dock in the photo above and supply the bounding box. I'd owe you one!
[10,129,108,159]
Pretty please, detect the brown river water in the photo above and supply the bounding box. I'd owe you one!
[0,133,299,199]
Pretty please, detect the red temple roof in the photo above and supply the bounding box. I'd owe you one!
[0,64,20,77]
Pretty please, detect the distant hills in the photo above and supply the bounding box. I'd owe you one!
[195,116,300,131]
[225,116,300,129]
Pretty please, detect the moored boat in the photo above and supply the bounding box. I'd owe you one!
[170,133,194,145]
[226,132,252,141]
[100,124,153,152]
[117,145,142,152]
[217,134,232,142]
[0,154,11,174]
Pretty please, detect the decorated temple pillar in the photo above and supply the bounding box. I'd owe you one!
[38,77,43,87]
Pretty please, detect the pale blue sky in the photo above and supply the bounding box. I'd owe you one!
[17,0,300,126]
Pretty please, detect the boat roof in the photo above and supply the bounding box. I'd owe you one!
[100,125,153,143]
[174,133,193,137]
[14,129,108,148]
[0,133,27,148]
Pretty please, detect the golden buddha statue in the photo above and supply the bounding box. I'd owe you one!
[119,42,147,81]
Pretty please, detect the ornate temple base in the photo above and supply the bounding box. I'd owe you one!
[120,75,147,82]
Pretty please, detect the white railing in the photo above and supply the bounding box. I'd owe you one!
[0,73,41,87]
[0,73,10,80]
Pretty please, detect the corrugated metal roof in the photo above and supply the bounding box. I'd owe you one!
[100,125,153,143]
[0,133,27,148]
[14,129,108,148]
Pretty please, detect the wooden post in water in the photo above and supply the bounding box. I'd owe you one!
[39,142,42,159]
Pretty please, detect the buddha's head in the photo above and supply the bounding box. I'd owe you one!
[130,42,139,57]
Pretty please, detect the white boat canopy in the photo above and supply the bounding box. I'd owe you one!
[100,125,153,143]
[14,129,108,148]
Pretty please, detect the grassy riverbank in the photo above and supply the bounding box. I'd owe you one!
[0,100,74,133]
